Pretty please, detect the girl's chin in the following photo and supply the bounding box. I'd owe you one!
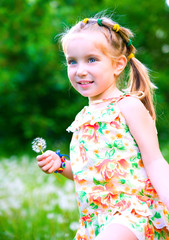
[76,89,102,100]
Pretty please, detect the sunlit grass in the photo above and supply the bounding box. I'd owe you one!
[0,156,79,240]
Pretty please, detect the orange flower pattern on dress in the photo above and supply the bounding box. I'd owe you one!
[110,115,121,129]
[144,179,158,198]
[144,221,155,240]
[79,143,88,163]
[77,235,88,240]
[67,95,169,240]
[82,123,99,143]
[95,158,129,181]
[88,186,118,209]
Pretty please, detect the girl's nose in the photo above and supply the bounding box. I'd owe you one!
[76,63,88,77]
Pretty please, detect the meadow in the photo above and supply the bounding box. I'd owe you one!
[0,155,79,240]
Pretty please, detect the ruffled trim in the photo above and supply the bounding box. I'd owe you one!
[135,198,169,231]
[66,101,121,133]
[66,106,90,133]
[149,200,169,230]
[79,194,169,232]
[67,93,141,133]
[78,202,169,240]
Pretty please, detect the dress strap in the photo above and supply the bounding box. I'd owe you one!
[116,93,131,103]
[89,91,144,105]
[116,91,144,103]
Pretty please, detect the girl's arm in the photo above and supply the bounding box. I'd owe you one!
[118,96,169,210]
[36,150,74,180]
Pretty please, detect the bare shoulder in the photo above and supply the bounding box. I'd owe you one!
[117,96,150,126]
[117,96,160,165]
[118,95,143,110]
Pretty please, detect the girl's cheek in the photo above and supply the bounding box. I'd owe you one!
[67,69,72,79]
[68,71,75,83]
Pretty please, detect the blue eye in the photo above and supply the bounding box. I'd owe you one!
[88,58,96,63]
[68,59,77,65]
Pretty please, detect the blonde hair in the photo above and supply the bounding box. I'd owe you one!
[60,15,156,120]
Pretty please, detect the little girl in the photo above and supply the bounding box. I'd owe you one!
[36,15,169,240]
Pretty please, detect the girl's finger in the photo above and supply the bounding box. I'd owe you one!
[41,160,54,172]
[48,159,62,174]
[37,156,51,167]
[36,150,53,161]
[38,159,46,167]
[36,154,44,161]
[37,154,52,164]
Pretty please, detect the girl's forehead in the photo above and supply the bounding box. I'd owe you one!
[65,31,111,54]
[67,31,107,43]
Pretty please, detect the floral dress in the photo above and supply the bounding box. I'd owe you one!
[66,95,169,240]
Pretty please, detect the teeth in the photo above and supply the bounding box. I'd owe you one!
[80,82,91,84]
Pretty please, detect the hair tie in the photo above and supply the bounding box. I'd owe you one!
[127,39,132,47]
[82,18,89,24]
[113,24,120,32]
[97,19,103,26]
[127,53,135,61]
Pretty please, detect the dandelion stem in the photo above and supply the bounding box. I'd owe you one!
[40,147,44,154]
[53,172,61,181]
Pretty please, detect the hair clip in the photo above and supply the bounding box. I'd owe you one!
[113,24,120,32]
[82,18,89,24]
[97,19,103,26]
[127,39,132,47]
[127,53,135,61]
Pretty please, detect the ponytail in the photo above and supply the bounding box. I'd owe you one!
[128,57,157,120]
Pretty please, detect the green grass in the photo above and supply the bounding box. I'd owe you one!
[0,156,79,240]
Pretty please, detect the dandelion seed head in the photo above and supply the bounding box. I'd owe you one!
[32,137,47,153]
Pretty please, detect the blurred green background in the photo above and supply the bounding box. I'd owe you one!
[1,0,169,157]
[0,1,169,239]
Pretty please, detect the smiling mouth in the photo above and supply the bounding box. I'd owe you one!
[78,81,94,85]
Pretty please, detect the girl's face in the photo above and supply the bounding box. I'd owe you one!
[65,31,125,101]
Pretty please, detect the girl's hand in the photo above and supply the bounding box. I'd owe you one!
[36,150,61,174]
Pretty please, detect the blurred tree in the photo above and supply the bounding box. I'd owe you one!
[0,0,169,156]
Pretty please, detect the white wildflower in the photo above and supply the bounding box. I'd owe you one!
[69,221,79,231]
[32,137,46,153]
[56,214,65,223]
[47,213,55,219]
[64,233,69,238]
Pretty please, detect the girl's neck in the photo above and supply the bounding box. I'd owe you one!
[89,88,123,105]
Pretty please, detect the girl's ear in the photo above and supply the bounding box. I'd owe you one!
[114,55,127,76]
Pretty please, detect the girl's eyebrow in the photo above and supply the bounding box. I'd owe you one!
[66,52,101,59]
[66,56,75,61]
[86,53,100,58]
